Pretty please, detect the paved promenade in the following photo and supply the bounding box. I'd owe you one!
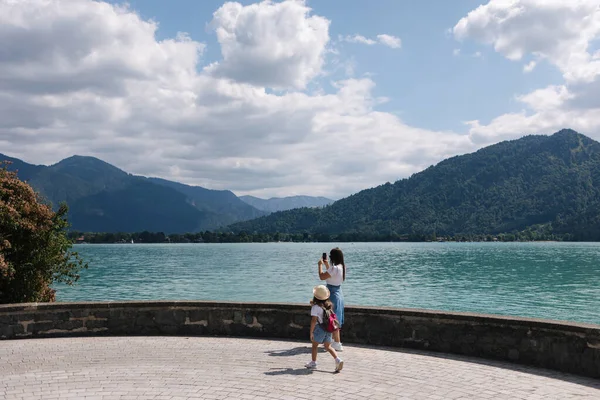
[0,336,598,399]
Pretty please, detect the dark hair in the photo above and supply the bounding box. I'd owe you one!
[329,247,346,281]
[312,297,333,310]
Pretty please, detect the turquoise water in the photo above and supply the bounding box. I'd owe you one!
[58,242,600,325]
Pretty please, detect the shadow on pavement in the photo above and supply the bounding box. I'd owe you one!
[265,346,312,357]
[264,367,313,376]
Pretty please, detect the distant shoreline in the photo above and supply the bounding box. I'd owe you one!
[73,240,586,245]
[68,230,580,245]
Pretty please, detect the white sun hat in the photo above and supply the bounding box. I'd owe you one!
[313,285,330,300]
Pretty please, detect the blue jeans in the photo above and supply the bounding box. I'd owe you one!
[312,324,333,344]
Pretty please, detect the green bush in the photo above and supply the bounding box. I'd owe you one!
[0,163,87,303]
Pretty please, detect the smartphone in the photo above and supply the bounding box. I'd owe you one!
[322,252,327,261]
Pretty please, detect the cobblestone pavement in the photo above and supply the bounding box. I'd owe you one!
[0,336,598,399]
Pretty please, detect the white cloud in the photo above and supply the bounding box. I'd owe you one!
[472,51,483,58]
[453,48,461,56]
[341,33,402,49]
[523,60,537,73]
[453,0,600,83]
[0,0,476,199]
[0,1,204,95]
[454,0,600,143]
[376,34,402,49]
[342,34,377,45]
[517,85,574,111]
[207,0,330,89]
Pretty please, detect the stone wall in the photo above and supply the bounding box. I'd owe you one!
[1,301,599,378]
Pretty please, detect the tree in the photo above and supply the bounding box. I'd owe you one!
[0,163,87,303]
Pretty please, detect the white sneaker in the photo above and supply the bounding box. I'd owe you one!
[335,358,344,372]
[305,361,317,369]
[332,342,344,352]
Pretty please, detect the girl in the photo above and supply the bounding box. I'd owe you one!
[317,247,346,351]
[305,285,344,372]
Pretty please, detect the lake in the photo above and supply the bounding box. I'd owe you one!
[58,242,600,325]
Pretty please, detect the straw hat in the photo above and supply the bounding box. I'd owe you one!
[313,285,330,300]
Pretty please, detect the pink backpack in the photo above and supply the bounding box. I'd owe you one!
[320,306,341,332]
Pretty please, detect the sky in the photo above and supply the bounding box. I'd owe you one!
[1,0,600,199]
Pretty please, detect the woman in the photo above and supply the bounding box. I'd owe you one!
[317,247,346,351]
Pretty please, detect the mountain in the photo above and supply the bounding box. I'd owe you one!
[27,156,133,206]
[148,178,265,225]
[0,153,42,181]
[0,154,265,233]
[68,179,222,233]
[239,195,334,213]
[229,129,600,240]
